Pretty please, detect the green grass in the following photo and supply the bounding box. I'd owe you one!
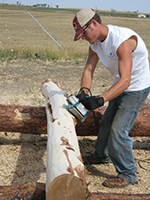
[0,49,87,62]
[0,50,61,61]
[0,50,36,61]
[45,52,59,60]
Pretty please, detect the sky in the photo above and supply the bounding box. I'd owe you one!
[3,0,150,13]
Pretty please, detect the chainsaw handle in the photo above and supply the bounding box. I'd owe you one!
[78,87,92,96]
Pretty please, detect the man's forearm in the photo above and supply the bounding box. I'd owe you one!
[99,78,130,103]
[80,70,92,94]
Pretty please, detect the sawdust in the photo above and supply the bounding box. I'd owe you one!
[0,59,150,195]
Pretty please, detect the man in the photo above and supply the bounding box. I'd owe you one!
[73,9,150,188]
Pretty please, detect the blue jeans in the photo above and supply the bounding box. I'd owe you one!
[93,87,150,183]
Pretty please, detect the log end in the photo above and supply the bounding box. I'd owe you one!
[46,174,89,200]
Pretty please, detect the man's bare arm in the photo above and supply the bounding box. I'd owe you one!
[81,47,99,93]
[98,37,137,102]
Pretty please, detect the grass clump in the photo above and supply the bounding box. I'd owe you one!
[45,52,59,60]
[0,50,36,61]
[0,50,18,61]
[0,50,61,62]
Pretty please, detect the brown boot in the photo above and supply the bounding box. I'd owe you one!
[102,177,138,188]
[83,154,111,165]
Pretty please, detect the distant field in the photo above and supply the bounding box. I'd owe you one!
[0,5,150,60]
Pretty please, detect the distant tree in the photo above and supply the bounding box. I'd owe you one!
[16,1,21,5]
[41,3,47,7]
[111,9,116,12]
[56,5,59,9]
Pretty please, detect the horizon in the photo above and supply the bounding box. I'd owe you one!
[2,0,150,13]
[1,3,150,14]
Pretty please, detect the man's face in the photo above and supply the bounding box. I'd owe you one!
[81,20,98,44]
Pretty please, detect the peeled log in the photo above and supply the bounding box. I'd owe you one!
[0,104,150,137]
[41,81,89,200]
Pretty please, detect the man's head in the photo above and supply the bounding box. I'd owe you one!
[73,9,101,41]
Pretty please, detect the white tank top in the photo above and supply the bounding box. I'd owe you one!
[90,25,150,91]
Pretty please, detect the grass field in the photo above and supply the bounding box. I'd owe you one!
[0,5,150,61]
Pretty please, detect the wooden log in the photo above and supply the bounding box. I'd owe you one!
[0,183,149,200]
[0,182,45,200]
[76,105,150,137]
[0,103,150,137]
[90,192,150,199]
[0,104,47,134]
[41,80,89,200]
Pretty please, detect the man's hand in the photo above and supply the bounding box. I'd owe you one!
[79,96,104,111]
[76,90,89,101]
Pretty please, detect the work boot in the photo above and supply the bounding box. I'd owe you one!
[82,154,111,165]
[102,177,138,188]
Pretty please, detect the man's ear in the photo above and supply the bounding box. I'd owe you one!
[90,19,97,27]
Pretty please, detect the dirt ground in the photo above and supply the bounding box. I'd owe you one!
[0,59,150,196]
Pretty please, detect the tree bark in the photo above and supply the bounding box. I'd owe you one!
[0,182,45,200]
[0,183,149,200]
[90,192,150,199]
[0,103,150,137]
[0,104,47,134]
[41,80,89,200]
[76,105,150,137]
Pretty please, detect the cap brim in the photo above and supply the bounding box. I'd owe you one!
[74,27,84,41]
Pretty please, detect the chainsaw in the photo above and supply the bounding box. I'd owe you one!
[67,94,88,122]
